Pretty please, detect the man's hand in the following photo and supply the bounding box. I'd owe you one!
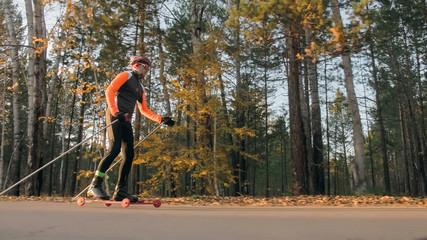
[161,116,175,126]
[115,112,126,123]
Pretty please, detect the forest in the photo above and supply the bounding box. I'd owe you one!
[0,0,426,198]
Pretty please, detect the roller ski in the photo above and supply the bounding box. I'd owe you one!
[81,174,160,208]
[76,197,162,208]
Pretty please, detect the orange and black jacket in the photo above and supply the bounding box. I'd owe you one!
[106,71,162,123]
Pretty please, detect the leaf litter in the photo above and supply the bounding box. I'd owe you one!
[1,195,426,207]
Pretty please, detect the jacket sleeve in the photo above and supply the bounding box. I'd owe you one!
[106,72,128,116]
[137,87,162,123]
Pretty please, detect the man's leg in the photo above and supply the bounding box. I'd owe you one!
[87,113,122,200]
[113,121,137,202]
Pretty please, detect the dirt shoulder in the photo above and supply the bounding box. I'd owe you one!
[1,195,426,207]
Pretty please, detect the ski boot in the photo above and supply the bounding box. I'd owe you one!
[113,183,138,202]
[87,176,110,200]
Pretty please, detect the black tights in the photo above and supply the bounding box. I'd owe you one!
[97,112,134,185]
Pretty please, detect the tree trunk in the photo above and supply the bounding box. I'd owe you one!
[340,115,350,194]
[61,79,78,195]
[403,28,427,195]
[132,3,144,196]
[388,43,422,195]
[330,0,367,192]
[225,0,246,196]
[4,0,23,195]
[24,0,36,196]
[190,0,210,144]
[0,73,5,190]
[324,58,331,195]
[415,47,427,195]
[48,86,62,195]
[25,0,47,196]
[286,25,309,195]
[333,124,338,195]
[399,104,411,194]
[363,84,376,189]
[156,12,178,196]
[301,62,313,194]
[281,117,288,194]
[47,30,66,195]
[305,24,324,195]
[367,31,390,193]
[190,0,212,195]
[236,0,247,197]
[420,0,427,23]
[42,28,64,195]
[68,85,87,196]
[405,100,420,195]
[262,44,270,197]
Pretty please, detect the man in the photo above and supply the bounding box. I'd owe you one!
[87,56,175,202]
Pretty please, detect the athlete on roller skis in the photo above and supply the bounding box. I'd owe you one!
[87,56,175,202]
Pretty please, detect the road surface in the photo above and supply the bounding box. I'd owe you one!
[0,200,426,240]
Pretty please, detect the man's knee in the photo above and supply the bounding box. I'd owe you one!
[109,141,122,157]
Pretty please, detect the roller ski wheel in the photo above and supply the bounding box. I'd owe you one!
[77,197,85,206]
[153,199,162,208]
[121,198,131,208]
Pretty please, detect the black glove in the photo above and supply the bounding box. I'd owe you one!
[115,112,126,123]
[161,116,175,127]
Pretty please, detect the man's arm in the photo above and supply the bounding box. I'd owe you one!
[137,87,162,123]
[106,72,128,115]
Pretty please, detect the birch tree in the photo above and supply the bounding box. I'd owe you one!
[3,0,23,196]
[24,0,47,196]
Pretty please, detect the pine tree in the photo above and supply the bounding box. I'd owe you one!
[329,0,367,193]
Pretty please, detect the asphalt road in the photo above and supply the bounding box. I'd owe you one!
[0,200,426,240]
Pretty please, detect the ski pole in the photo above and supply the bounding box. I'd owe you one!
[0,119,119,196]
[72,122,164,201]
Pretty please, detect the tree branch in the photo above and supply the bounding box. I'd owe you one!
[0,44,36,49]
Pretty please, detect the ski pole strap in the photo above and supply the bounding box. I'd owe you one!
[0,119,119,196]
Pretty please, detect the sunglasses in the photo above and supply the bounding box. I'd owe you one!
[133,61,150,70]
